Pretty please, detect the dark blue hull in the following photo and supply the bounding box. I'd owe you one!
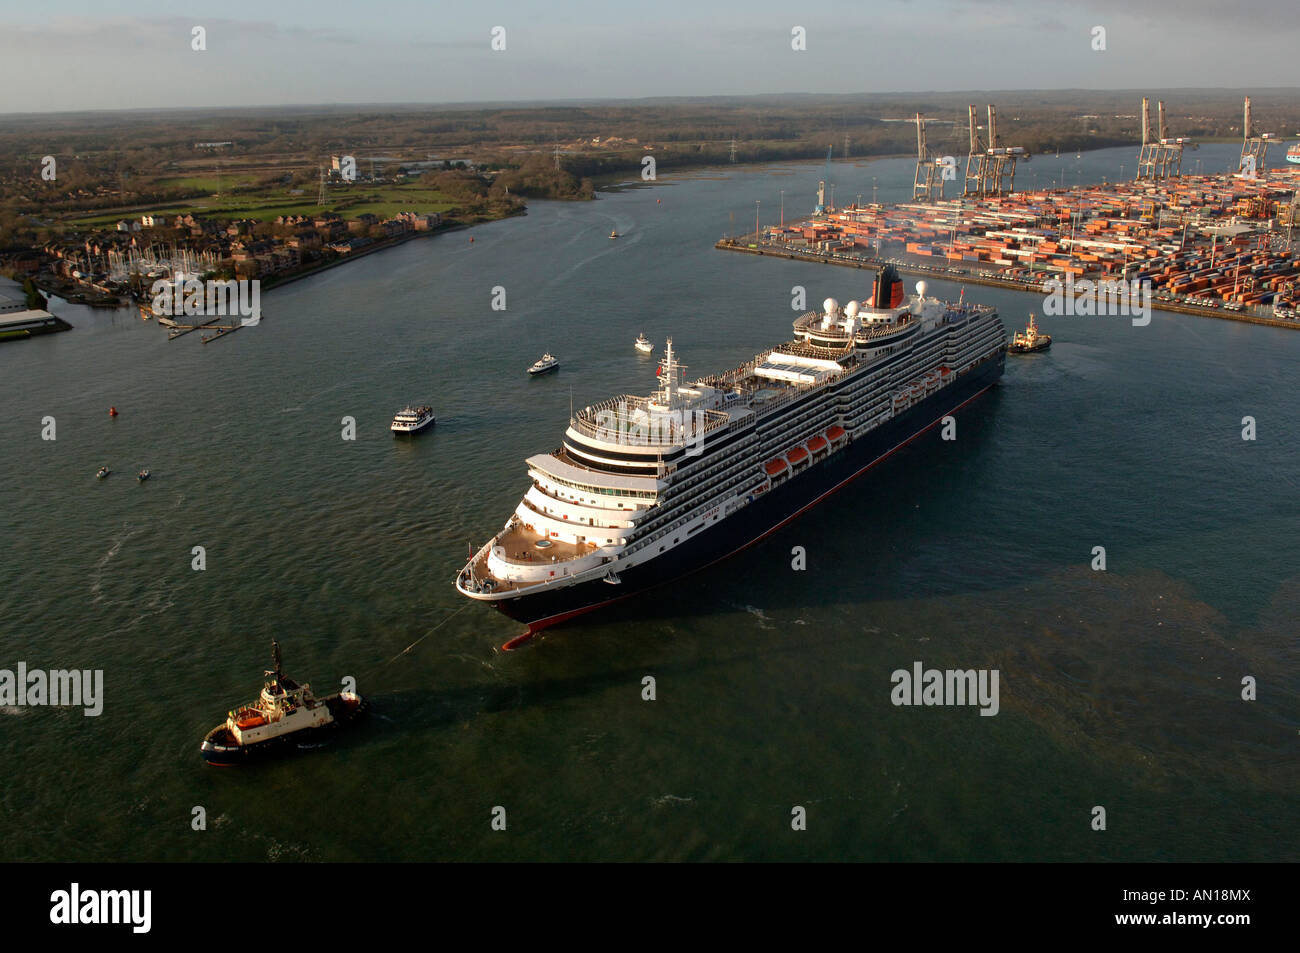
[491,353,1005,632]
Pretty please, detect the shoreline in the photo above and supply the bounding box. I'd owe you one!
[715,238,1300,331]
[37,211,522,314]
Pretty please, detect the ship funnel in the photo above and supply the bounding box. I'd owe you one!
[871,265,904,309]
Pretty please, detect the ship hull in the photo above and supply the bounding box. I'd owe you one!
[1010,339,1050,353]
[487,354,1005,633]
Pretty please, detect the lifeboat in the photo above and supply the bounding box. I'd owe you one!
[764,457,789,476]
[787,446,809,466]
[826,425,847,443]
[235,711,267,730]
[808,435,829,455]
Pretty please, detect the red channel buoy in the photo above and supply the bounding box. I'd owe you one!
[109,407,118,417]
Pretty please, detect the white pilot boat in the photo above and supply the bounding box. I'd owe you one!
[200,641,366,765]
[528,353,560,375]
[634,333,654,354]
[391,405,436,435]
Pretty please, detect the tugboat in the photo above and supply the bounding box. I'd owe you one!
[390,405,436,435]
[200,641,366,766]
[96,466,110,479]
[528,353,560,376]
[137,469,150,482]
[1009,313,1051,353]
[634,333,653,354]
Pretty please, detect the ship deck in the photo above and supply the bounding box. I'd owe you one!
[497,522,594,564]
[466,522,599,594]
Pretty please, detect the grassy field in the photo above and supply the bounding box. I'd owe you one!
[155,174,264,191]
[70,183,456,228]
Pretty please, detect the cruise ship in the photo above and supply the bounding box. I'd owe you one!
[456,266,1006,634]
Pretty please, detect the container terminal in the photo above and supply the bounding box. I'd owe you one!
[719,97,1300,329]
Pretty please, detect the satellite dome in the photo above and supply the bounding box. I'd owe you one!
[845,300,860,318]
[915,281,928,298]
[823,297,839,315]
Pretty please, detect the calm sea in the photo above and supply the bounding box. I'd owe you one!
[1,144,1296,861]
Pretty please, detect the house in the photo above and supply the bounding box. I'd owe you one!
[392,210,440,231]
[287,231,322,252]
[348,213,379,233]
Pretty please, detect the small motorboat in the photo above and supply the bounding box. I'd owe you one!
[200,641,366,766]
[137,469,150,482]
[634,333,653,354]
[96,466,110,479]
[609,230,619,239]
[528,353,560,375]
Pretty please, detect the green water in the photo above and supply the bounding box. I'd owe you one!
[1,146,1297,861]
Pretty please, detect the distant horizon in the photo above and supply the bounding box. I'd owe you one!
[4,86,1300,122]
[5,0,1300,113]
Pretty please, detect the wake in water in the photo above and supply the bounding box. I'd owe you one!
[87,521,177,638]
[89,523,136,605]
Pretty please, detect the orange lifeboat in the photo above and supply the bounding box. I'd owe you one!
[765,457,788,476]
[787,446,809,465]
[235,711,267,730]
[808,435,828,453]
[826,425,847,442]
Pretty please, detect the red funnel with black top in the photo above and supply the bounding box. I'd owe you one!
[870,265,905,309]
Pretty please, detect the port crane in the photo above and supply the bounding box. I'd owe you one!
[963,105,1027,197]
[815,145,832,213]
[1240,96,1275,175]
[911,113,948,202]
[1137,98,1196,180]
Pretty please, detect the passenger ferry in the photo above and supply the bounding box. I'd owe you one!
[391,405,436,435]
[456,265,1006,635]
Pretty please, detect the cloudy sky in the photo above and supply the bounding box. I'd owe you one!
[2,0,1297,113]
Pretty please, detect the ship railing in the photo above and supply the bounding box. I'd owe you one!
[569,404,732,445]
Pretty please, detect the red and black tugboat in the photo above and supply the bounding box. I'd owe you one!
[200,641,366,766]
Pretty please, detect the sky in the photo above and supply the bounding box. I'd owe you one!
[2,0,1298,113]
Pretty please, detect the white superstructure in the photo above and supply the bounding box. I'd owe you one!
[458,271,1005,610]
